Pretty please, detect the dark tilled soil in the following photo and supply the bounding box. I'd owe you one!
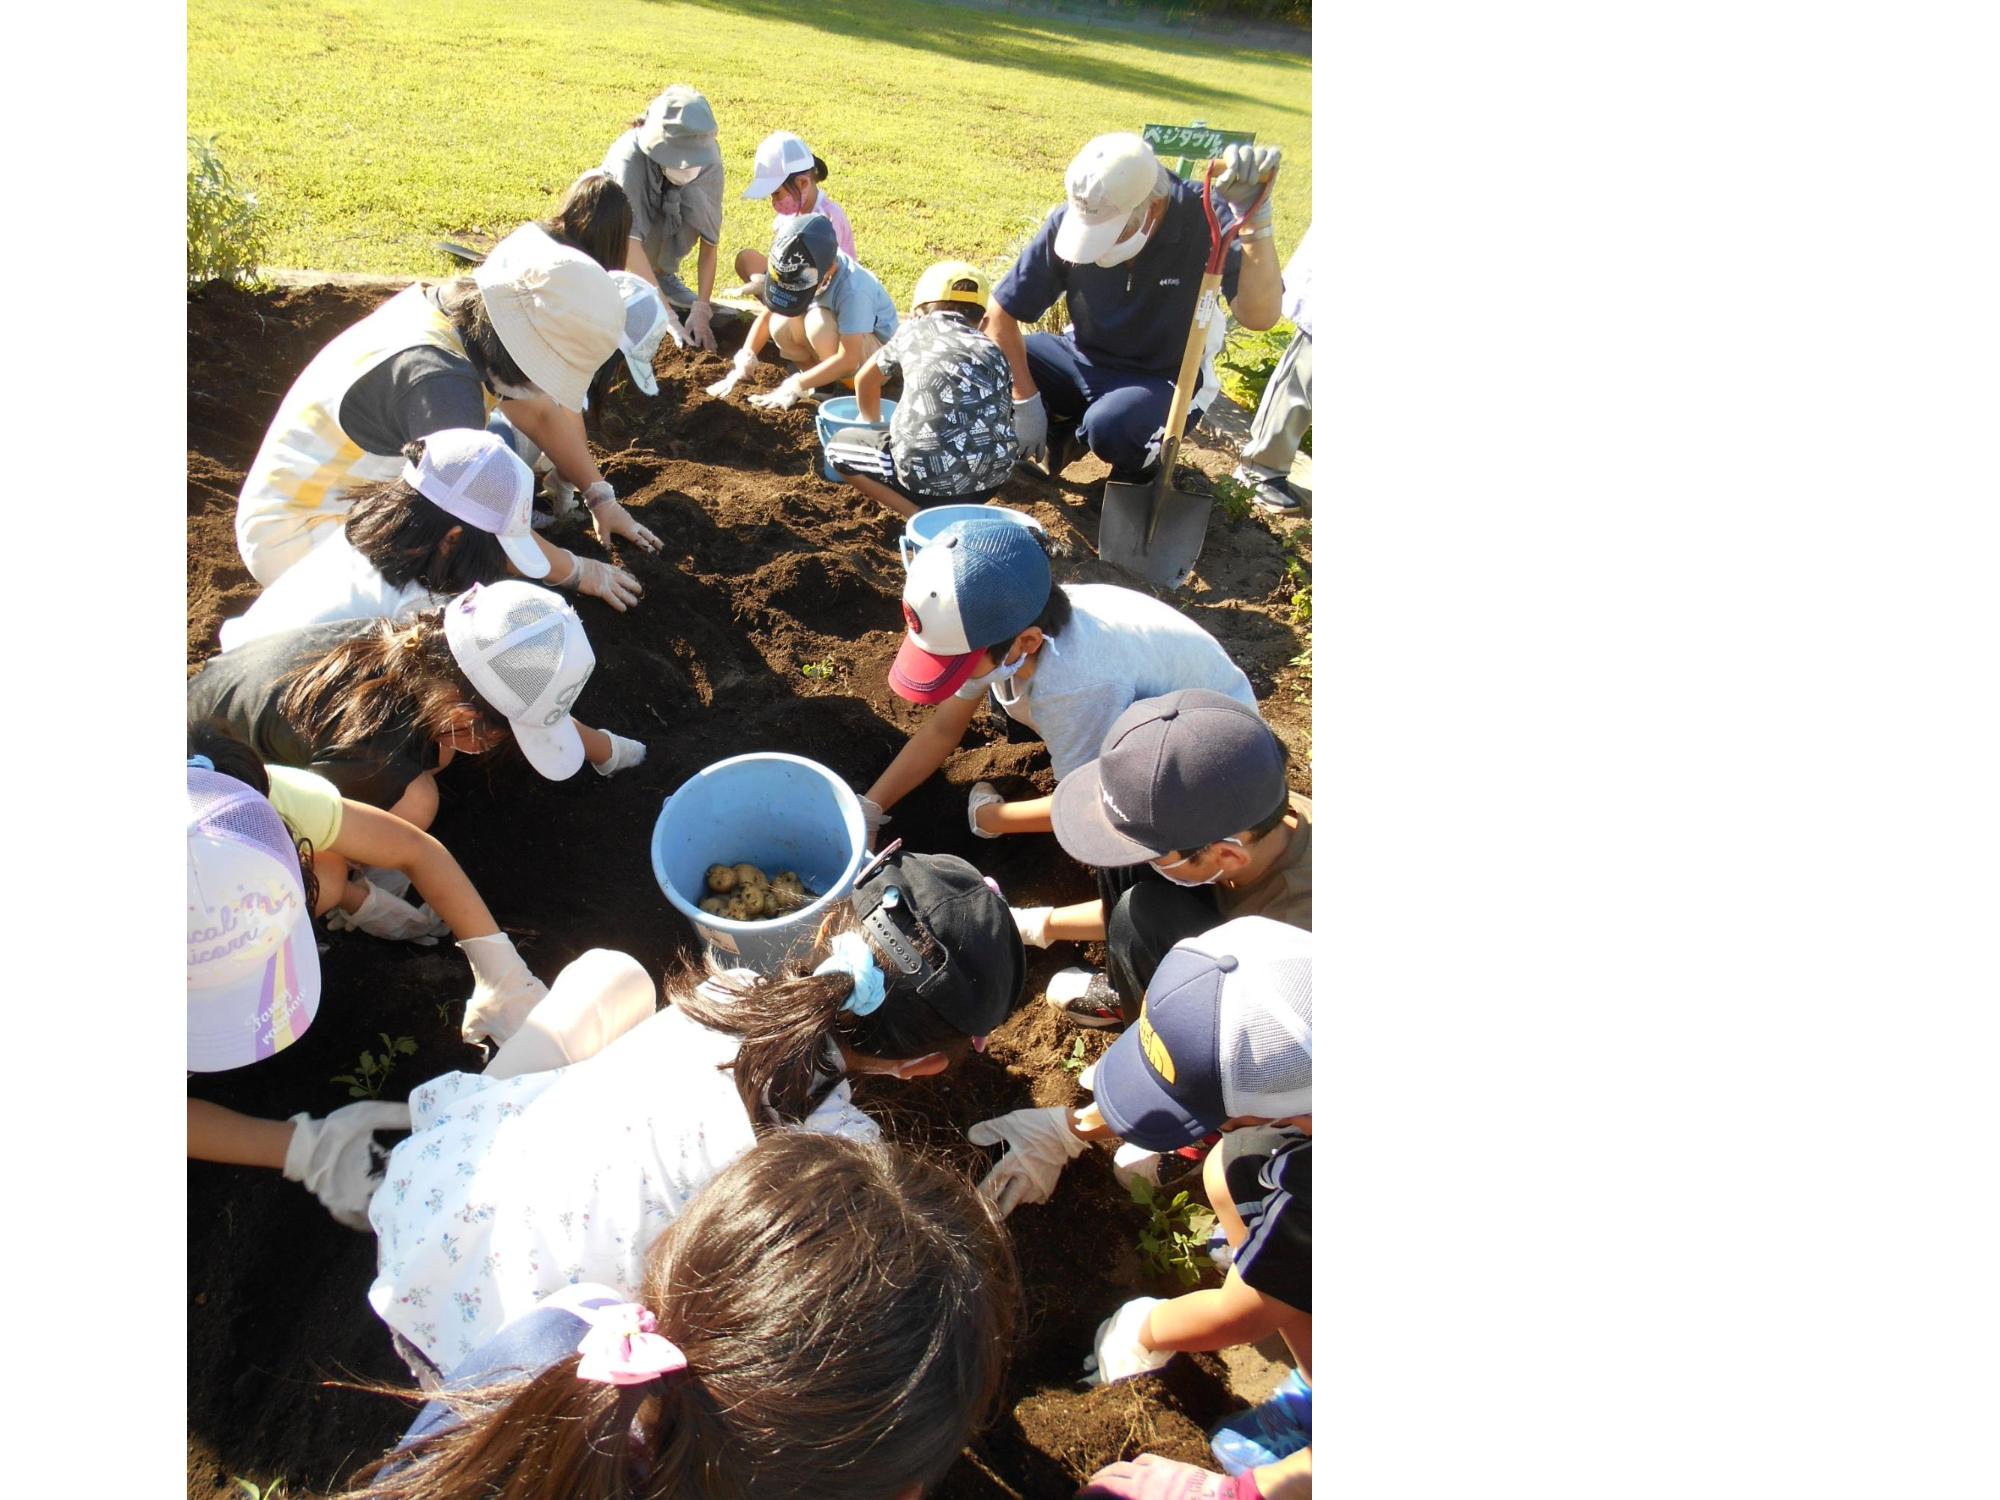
[186,280,1310,1499]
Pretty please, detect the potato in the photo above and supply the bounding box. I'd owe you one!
[705,864,737,893]
[698,896,729,916]
[772,872,804,897]
[732,862,768,889]
[723,895,754,922]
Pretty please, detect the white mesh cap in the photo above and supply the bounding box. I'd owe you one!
[608,270,678,395]
[402,429,548,578]
[442,581,595,779]
[187,766,322,1072]
[1094,916,1312,1150]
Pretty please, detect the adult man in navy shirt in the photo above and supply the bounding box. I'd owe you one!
[984,134,1285,484]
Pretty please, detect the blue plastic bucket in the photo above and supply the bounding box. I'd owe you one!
[815,396,897,482]
[898,504,1045,570]
[651,753,867,974]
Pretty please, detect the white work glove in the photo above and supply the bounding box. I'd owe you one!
[535,458,580,518]
[584,481,662,555]
[685,298,717,353]
[1012,905,1057,949]
[704,344,757,399]
[1083,1296,1172,1386]
[658,299,689,350]
[325,882,449,946]
[282,1100,410,1231]
[1013,391,1048,466]
[559,552,644,612]
[858,796,890,851]
[592,730,647,777]
[459,932,549,1050]
[749,373,809,410]
[967,1105,1089,1216]
[968,780,1004,839]
[1217,143,1282,231]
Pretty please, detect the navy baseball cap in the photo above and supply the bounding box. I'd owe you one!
[1052,690,1286,868]
[764,214,841,315]
[1094,917,1312,1150]
[890,520,1054,704]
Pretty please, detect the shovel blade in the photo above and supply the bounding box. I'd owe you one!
[434,240,488,266]
[1097,478,1214,589]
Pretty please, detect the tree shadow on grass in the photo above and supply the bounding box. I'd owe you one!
[662,0,1309,118]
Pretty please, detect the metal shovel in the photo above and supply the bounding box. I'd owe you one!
[1097,160,1270,589]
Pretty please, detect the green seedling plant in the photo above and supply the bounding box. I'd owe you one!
[1128,1175,1217,1287]
[188,135,268,288]
[233,1479,288,1500]
[1062,1036,1088,1074]
[801,659,835,681]
[1211,473,1256,526]
[332,1033,418,1100]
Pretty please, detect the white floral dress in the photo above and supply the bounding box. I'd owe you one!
[366,986,878,1369]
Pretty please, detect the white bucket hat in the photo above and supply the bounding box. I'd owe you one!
[187,766,322,1072]
[1053,133,1169,265]
[403,429,548,578]
[443,581,596,779]
[475,224,624,412]
[743,130,817,200]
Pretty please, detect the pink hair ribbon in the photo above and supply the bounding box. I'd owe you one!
[575,1302,689,1387]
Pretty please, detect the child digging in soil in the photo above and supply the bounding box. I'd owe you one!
[218,430,645,648]
[1015,689,1312,1030]
[976,918,1314,1498]
[187,581,646,834]
[825,260,1020,521]
[364,849,1027,1375]
[704,214,898,411]
[185,760,413,1228]
[858,517,1257,845]
[731,129,858,297]
[343,1132,1017,1500]
[234,223,657,588]
[601,85,725,351]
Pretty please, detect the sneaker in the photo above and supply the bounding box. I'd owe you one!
[1234,466,1302,512]
[1043,966,1124,1029]
[1210,1370,1312,1474]
[1044,421,1083,476]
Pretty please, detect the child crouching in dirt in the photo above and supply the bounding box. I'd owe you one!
[978,918,1314,1498]
[703,214,898,411]
[859,517,1257,845]
[364,849,1027,1376]
[219,429,649,647]
[825,260,1019,520]
[188,581,646,833]
[342,1132,1016,1500]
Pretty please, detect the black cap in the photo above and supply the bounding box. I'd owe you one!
[763,214,841,315]
[853,850,1025,1036]
[1050,690,1286,867]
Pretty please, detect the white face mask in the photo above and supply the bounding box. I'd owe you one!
[661,164,703,187]
[955,651,1028,700]
[1093,206,1156,268]
[1153,838,1243,887]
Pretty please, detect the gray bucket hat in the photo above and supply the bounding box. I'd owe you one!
[639,85,722,171]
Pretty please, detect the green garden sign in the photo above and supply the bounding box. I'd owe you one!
[1143,121,1256,178]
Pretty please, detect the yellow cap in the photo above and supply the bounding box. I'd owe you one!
[911,260,991,313]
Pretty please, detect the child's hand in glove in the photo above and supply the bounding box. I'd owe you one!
[967,1105,1088,1216]
[704,345,757,399]
[584,482,662,554]
[326,882,449,945]
[459,933,548,1050]
[283,1100,410,1231]
[1083,1296,1172,1386]
[561,553,644,612]
[748,373,809,410]
[592,731,647,777]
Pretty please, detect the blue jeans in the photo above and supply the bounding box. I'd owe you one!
[1025,332,1204,475]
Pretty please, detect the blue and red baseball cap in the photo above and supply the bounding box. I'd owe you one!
[889,520,1054,704]
[1094,917,1313,1150]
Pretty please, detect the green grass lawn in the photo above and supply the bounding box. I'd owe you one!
[187,0,1310,304]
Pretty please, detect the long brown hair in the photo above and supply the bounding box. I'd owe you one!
[275,609,500,758]
[540,174,634,274]
[341,442,511,595]
[343,1132,1019,1500]
[673,911,976,1124]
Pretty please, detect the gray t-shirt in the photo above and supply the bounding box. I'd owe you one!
[877,313,1017,497]
[989,583,1259,779]
[602,130,724,280]
[814,254,899,341]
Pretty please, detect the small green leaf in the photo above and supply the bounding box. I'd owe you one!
[358,1050,375,1071]
[1125,1176,1154,1206]
[395,1036,418,1055]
